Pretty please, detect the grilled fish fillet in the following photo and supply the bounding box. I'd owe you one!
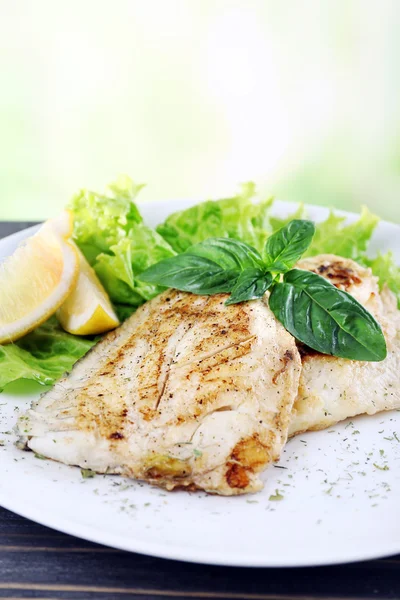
[289,254,400,436]
[17,291,301,495]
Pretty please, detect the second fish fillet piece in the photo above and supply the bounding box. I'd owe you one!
[17,291,301,495]
[289,254,400,436]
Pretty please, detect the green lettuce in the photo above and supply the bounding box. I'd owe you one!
[69,175,145,264]
[362,252,400,307]
[156,183,273,253]
[305,206,379,261]
[269,203,305,232]
[0,318,95,391]
[94,226,176,309]
[70,176,176,312]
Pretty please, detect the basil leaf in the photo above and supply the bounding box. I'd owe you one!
[186,237,264,270]
[139,237,263,296]
[269,269,387,361]
[139,254,238,294]
[225,269,273,305]
[264,220,315,272]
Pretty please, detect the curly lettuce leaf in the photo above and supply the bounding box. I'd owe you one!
[70,176,176,313]
[362,252,400,307]
[114,304,137,321]
[156,183,273,253]
[69,175,145,264]
[94,225,176,308]
[0,318,95,391]
[305,206,379,260]
[269,203,305,232]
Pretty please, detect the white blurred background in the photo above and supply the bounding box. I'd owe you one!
[0,0,399,220]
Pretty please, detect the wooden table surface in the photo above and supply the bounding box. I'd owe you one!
[0,222,399,600]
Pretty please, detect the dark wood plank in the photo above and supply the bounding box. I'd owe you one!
[0,223,399,600]
[0,222,39,239]
[1,507,400,599]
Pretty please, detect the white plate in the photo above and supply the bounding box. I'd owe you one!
[0,200,399,567]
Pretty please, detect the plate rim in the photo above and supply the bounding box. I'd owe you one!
[1,484,400,567]
[0,200,399,567]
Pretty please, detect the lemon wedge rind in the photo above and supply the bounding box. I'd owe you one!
[0,211,79,344]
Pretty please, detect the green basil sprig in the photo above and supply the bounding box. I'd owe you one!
[269,269,387,361]
[226,268,273,305]
[137,254,236,295]
[263,220,315,272]
[140,220,387,362]
[140,237,264,297]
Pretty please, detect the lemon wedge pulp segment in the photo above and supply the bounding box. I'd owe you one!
[57,248,119,336]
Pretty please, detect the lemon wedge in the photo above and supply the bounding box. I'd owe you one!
[57,248,119,335]
[0,212,79,344]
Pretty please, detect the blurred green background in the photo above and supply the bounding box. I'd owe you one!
[1,0,399,222]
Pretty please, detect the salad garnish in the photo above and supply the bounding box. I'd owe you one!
[140,220,387,361]
[0,175,398,390]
